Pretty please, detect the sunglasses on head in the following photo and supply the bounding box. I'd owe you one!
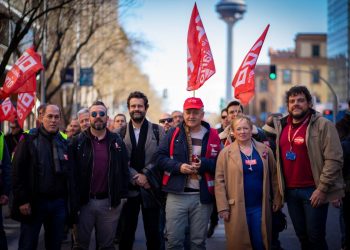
[91,111,106,118]
[159,118,173,124]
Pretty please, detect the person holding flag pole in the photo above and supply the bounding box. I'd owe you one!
[155,3,220,249]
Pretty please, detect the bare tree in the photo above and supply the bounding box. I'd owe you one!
[0,0,74,82]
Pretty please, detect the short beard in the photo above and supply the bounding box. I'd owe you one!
[91,120,107,130]
[130,111,145,124]
[291,109,309,121]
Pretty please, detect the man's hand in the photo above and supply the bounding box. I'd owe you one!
[134,173,149,188]
[0,195,9,205]
[19,203,31,215]
[331,199,342,208]
[219,210,230,222]
[180,163,198,174]
[273,203,282,212]
[310,189,327,208]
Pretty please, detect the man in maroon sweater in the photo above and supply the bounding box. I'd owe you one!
[275,86,344,250]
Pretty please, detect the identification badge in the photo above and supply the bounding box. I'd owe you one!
[286,151,296,161]
[245,159,257,165]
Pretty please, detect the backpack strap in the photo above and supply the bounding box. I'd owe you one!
[152,123,160,146]
[162,127,180,186]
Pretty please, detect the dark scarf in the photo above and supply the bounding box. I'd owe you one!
[38,126,63,175]
[129,119,148,172]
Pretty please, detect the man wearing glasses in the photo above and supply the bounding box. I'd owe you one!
[159,113,174,133]
[68,100,129,249]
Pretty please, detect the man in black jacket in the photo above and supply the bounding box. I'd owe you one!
[12,104,72,250]
[69,100,129,250]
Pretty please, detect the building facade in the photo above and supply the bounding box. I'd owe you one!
[267,33,329,114]
[328,0,350,103]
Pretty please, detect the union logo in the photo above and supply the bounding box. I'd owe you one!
[294,136,305,145]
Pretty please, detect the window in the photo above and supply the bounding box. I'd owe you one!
[312,70,320,84]
[260,79,268,92]
[260,100,267,113]
[312,44,320,57]
[283,69,291,84]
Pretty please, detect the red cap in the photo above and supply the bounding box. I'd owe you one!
[183,97,204,110]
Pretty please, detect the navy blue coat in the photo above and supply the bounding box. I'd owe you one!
[155,121,217,204]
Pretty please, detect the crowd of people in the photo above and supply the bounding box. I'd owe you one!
[0,85,349,250]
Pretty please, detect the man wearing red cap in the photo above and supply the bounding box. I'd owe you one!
[156,97,221,249]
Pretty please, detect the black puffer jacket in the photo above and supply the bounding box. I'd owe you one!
[68,129,129,209]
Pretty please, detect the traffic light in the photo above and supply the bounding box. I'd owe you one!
[269,65,277,80]
[323,109,333,116]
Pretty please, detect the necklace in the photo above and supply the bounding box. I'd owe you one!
[240,142,253,171]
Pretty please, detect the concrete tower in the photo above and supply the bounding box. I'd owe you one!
[216,0,246,102]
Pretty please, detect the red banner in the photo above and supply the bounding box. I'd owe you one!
[232,25,270,105]
[0,98,17,123]
[2,47,43,98]
[187,3,215,91]
[16,92,36,128]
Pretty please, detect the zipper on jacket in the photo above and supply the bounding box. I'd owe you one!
[88,138,94,199]
[108,139,112,210]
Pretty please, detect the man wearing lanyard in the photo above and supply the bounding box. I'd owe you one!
[275,86,344,250]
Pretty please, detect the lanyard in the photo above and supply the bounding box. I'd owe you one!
[287,116,309,151]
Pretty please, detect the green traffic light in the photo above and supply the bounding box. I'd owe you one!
[269,73,276,80]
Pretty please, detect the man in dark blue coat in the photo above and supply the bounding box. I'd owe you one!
[156,97,221,249]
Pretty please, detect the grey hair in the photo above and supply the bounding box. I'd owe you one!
[77,108,89,118]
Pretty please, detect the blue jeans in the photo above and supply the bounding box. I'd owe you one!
[246,206,264,250]
[286,187,328,250]
[18,198,67,250]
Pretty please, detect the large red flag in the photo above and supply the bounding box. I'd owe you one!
[187,3,215,91]
[2,47,43,98]
[0,98,17,123]
[16,92,36,128]
[232,25,270,105]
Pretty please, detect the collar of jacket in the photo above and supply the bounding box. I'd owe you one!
[83,128,116,145]
[38,126,59,140]
[280,108,318,128]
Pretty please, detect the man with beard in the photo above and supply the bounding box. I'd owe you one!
[119,91,165,250]
[275,86,344,250]
[69,101,129,249]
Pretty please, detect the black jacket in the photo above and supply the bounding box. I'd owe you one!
[68,129,129,209]
[11,127,71,222]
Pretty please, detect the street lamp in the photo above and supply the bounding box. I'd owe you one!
[216,0,246,103]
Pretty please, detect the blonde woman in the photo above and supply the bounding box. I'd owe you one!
[215,115,282,249]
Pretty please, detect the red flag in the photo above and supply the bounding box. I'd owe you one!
[2,47,43,98]
[16,92,36,128]
[232,25,270,105]
[187,3,215,91]
[0,98,17,123]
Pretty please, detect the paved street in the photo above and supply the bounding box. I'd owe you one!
[4,205,342,250]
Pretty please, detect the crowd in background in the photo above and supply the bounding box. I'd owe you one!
[0,86,349,250]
